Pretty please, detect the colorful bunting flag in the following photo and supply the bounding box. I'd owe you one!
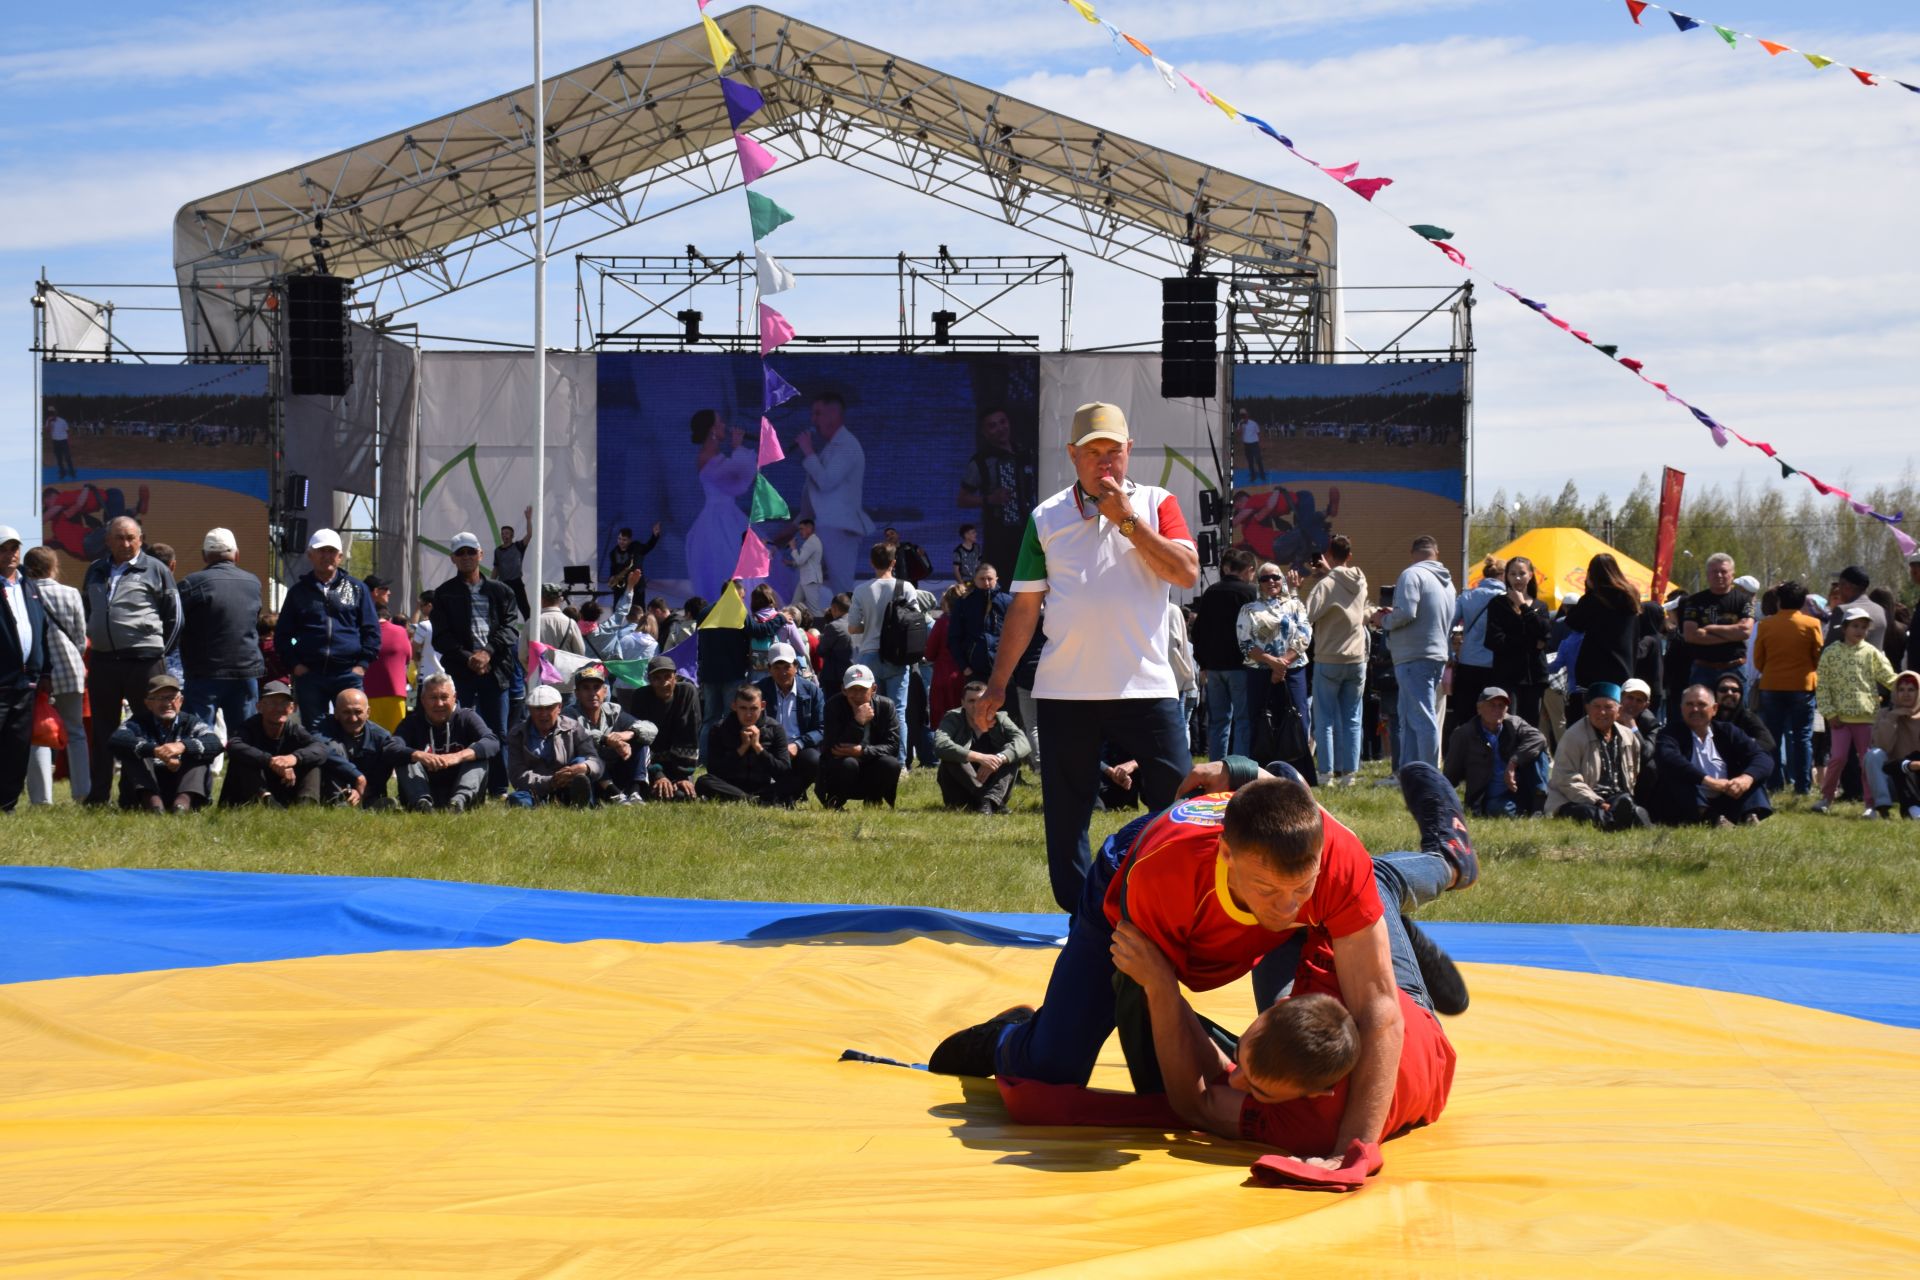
[1779,461,1796,480]
[1894,528,1919,558]
[1410,224,1455,241]
[1242,113,1289,146]
[1320,161,1359,182]
[1151,57,1182,93]
[763,363,799,412]
[749,472,790,522]
[721,77,764,129]
[1179,72,1215,105]
[1343,176,1393,202]
[1434,242,1470,268]
[701,580,748,629]
[1211,94,1241,121]
[1618,357,1645,372]
[1758,39,1791,57]
[1625,0,1649,23]
[756,417,784,466]
[701,14,736,72]
[1902,83,1920,94]
[1804,53,1833,70]
[732,529,773,581]
[1850,68,1877,86]
[758,302,794,355]
[526,639,564,687]
[1066,0,1099,23]
[734,132,779,185]
[1669,13,1699,33]
[755,246,796,295]
[1123,33,1153,57]
[747,190,794,240]
[662,632,699,684]
[1595,344,1620,357]
[599,655,653,687]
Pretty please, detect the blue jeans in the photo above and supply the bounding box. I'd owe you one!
[1036,696,1192,912]
[868,656,911,760]
[1395,658,1446,768]
[1863,748,1895,810]
[1471,752,1550,817]
[451,668,511,795]
[293,669,362,731]
[1312,661,1364,776]
[183,677,258,739]
[1204,669,1251,760]
[1758,689,1815,794]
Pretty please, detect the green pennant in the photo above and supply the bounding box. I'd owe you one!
[1713,25,1738,49]
[1779,460,1796,480]
[747,190,794,240]
[1595,344,1620,357]
[601,657,654,686]
[749,472,790,522]
[1409,224,1454,241]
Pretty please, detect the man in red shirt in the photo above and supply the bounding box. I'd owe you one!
[931,759,1474,1161]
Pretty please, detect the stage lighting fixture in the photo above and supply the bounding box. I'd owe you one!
[282,473,311,511]
[931,310,957,344]
[676,309,703,342]
[1198,488,1223,527]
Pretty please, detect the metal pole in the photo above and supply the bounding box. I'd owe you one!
[531,0,548,595]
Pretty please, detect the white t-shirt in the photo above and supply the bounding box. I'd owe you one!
[1239,417,1260,443]
[413,621,443,678]
[51,416,70,442]
[1012,481,1194,700]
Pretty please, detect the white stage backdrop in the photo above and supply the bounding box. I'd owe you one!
[414,352,598,596]
[1039,353,1225,595]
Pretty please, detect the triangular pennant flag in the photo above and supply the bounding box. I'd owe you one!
[1241,113,1290,146]
[758,302,795,356]
[1211,94,1241,121]
[755,245,795,296]
[702,14,737,72]
[526,639,564,687]
[747,190,794,240]
[756,417,784,466]
[1619,357,1645,372]
[735,132,779,185]
[732,528,772,581]
[1544,312,1573,332]
[1344,176,1393,202]
[663,632,699,684]
[1850,67,1877,86]
[1179,72,1215,105]
[748,472,791,522]
[701,580,749,629]
[1572,330,1593,343]
[1625,0,1650,23]
[1749,440,1776,457]
[763,363,800,412]
[600,655,654,687]
[1778,460,1796,480]
[1893,527,1919,559]
[1596,344,1620,357]
[1901,82,1920,93]
[1066,0,1099,22]
[1123,33,1153,57]
[1690,407,1729,448]
[1670,13,1700,33]
[1435,242,1470,268]
[1410,224,1455,241]
[1151,57,1182,93]
[1713,26,1739,49]
[1518,295,1549,312]
[1805,474,1835,496]
[1320,161,1360,182]
[721,77,764,129]
[1758,39,1791,56]
[1804,52,1833,70]
[1851,501,1874,517]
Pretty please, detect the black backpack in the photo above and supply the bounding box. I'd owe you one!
[879,578,930,666]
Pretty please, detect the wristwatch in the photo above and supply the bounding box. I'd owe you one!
[1118,515,1138,538]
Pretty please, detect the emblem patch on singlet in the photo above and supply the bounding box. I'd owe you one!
[1166,794,1229,827]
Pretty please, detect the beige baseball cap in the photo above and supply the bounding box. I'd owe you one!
[1070,402,1130,447]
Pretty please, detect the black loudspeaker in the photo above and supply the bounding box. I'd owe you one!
[285,275,352,397]
[279,516,309,556]
[1195,529,1221,569]
[1160,276,1217,399]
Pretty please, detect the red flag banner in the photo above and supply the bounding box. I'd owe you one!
[1650,467,1686,602]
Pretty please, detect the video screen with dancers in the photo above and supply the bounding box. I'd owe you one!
[1230,360,1468,588]
[40,361,272,584]
[596,352,1040,605]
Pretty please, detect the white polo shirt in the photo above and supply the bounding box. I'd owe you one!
[1012,481,1193,700]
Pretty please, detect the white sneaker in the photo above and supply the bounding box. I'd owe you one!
[1863,808,1881,820]
[1909,806,1920,821]
[1810,799,1830,813]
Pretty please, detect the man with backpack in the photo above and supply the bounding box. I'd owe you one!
[846,542,936,762]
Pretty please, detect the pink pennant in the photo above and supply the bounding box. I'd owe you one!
[1892,527,1918,558]
[527,639,563,686]
[1435,242,1469,269]
[1343,176,1393,202]
[1319,161,1359,183]
[757,416,784,466]
[732,528,772,581]
[1618,357,1644,372]
[1851,501,1874,516]
[1544,312,1573,332]
[1805,474,1836,496]
[1750,440,1777,457]
[758,301,795,355]
[735,132,779,185]
[1708,424,1729,448]
[1572,330,1593,343]
[1179,73,1215,105]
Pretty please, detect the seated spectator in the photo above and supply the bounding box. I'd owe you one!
[221,680,329,807]
[1815,604,1898,815]
[1648,684,1775,827]
[566,662,653,805]
[392,673,499,812]
[625,655,700,801]
[1864,670,1920,819]
[507,685,602,807]
[1619,678,1660,738]
[817,664,903,809]
[1711,673,1776,760]
[316,686,402,808]
[756,642,823,797]
[1442,686,1549,817]
[696,682,805,806]
[587,571,661,693]
[1546,682,1649,830]
[108,674,223,813]
[933,680,1031,814]
[816,593,854,696]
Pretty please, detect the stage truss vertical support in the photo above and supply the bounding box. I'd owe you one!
[531,0,548,595]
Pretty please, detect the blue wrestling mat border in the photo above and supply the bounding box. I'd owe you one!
[4,866,1916,1029]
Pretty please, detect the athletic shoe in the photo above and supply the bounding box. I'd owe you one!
[1811,799,1830,814]
[411,797,435,814]
[1907,806,1920,821]
[927,1005,1035,1077]
[1863,808,1881,820]
[1714,815,1735,829]
[449,795,469,814]
[1397,762,1478,890]
[1403,917,1468,1016]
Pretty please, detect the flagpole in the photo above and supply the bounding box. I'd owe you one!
[531,0,547,607]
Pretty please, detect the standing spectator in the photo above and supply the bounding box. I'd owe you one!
[1680,553,1756,695]
[362,607,414,732]
[1193,548,1258,762]
[276,528,381,731]
[81,515,179,805]
[697,682,804,806]
[952,524,983,586]
[817,664,904,809]
[926,585,969,727]
[1906,551,1920,674]
[882,526,934,587]
[695,589,771,756]
[1363,615,1399,767]
[757,642,824,799]
[1546,682,1648,829]
[392,673,498,812]
[933,680,1031,813]
[956,405,1038,587]
[1377,534,1456,769]
[605,522,661,591]
[1814,605,1897,814]
[948,564,1010,686]
[220,681,328,807]
[585,584,660,697]
[494,504,534,620]
[106,674,222,812]
[1237,407,1266,482]
[48,407,77,479]
[145,542,184,685]
[533,582,587,661]
[1647,685,1775,827]
[1446,557,1507,746]
[178,528,265,739]
[627,655,700,802]
[566,662,651,805]
[1442,687,1549,817]
[1303,535,1369,784]
[21,547,89,805]
[1483,555,1552,730]
[1824,565,1885,650]
[411,593,442,693]
[1863,670,1920,819]
[814,592,854,696]
[787,517,828,613]
[431,532,521,797]
[1564,553,1645,726]
[980,402,1198,911]
[363,574,394,618]
[1238,560,1313,779]
[0,526,48,811]
[794,390,874,598]
[315,687,401,808]
[507,685,601,807]
[845,543,935,756]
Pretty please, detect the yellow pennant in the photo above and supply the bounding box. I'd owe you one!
[700,579,749,630]
[1211,94,1240,121]
[1067,0,1100,23]
[703,14,738,72]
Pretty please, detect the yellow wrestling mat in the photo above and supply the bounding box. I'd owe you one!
[5,936,1920,1277]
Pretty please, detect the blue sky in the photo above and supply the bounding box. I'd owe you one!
[7,0,1918,535]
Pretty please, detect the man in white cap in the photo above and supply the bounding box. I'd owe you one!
[274,528,382,732]
[979,401,1199,910]
[506,684,601,807]
[0,525,49,812]
[817,663,903,808]
[430,532,522,797]
[177,528,266,740]
[756,640,824,796]
[80,515,179,804]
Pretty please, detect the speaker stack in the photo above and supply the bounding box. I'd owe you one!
[1159,276,1218,400]
[284,275,353,397]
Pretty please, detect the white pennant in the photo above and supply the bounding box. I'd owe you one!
[756,246,796,296]
[1151,57,1182,93]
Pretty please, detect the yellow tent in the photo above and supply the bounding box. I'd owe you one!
[1477,527,1657,610]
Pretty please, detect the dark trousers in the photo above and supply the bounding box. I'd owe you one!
[1656,782,1773,827]
[695,769,809,805]
[0,681,38,812]
[937,759,1018,813]
[220,756,323,807]
[52,438,77,478]
[183,677,258,737]
[816,750,902,807]
[396,758,489,809]
[293,669,362,732]
[116,754,212,810]
[503,577,532,621]
[451,668,511,794]
[1036,696,1192,912]
[86,653,167,803]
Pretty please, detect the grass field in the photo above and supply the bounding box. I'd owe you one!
[8,762,1916,932]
